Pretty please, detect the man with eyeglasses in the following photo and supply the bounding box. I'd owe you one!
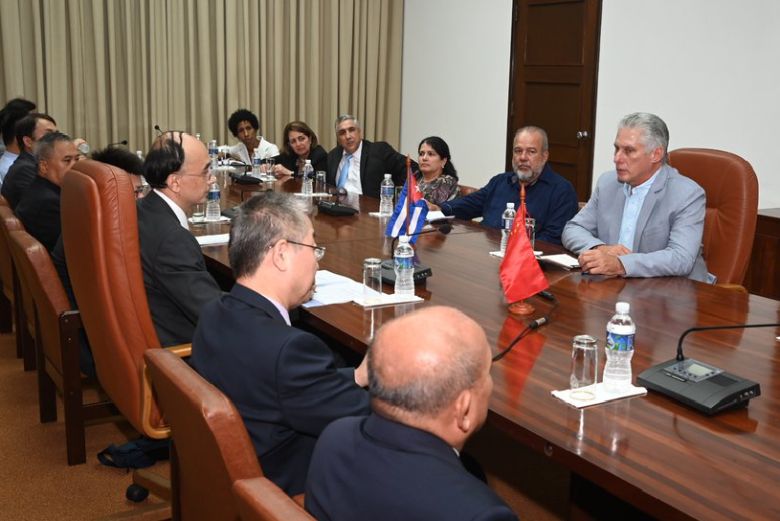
[429,126,578,245]
[137,131,222,346]
[191,191,369,496]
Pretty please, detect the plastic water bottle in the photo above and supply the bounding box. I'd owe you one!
[603,302,636,393]
[301,159,314,195]
[393,235,415,295]
[208,139,218,169]
[499,203,516,254]
[252,149,262,178]
[205,182,221,221]
[379,173,394,216]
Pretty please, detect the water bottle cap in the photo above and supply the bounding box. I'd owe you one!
[615,301,630,314]
[384,173,391,179]
[399,235,410,243]
[506,202,515,209]
[305,159,311,164]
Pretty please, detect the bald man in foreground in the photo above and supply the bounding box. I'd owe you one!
[305,306,518,521]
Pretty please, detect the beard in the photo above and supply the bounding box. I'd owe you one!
[514,165,535,183]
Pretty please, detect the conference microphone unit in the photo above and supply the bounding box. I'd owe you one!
[637,322,779,415]
[380,223,453,285]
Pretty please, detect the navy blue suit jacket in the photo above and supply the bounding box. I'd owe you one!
[191,284,370,495]
[305,414,518,521]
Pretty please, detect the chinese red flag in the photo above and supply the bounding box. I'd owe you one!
[499,212,549,303]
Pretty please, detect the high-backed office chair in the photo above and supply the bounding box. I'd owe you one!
[232,478,314,521]
[145,348,276,521]
[669,148,759,285]
[0,195,13,333]
[458,184,478,197]
[7,229,115,464]
[61,160,187,512]
[0,206,35,369]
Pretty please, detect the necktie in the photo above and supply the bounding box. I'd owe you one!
[338,154,352,189]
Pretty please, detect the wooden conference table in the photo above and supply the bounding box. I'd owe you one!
[195,176,780,521]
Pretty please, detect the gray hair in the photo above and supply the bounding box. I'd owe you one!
[367,321,485,415]
[515,126,549,152]
[619,112,669,162]
[34,131,73,161]
[228,192,310,278]
[334,114,361,131]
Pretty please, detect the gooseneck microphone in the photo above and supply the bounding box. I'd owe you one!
[108,139,128,147]
[674,323,780,361]
[492,291,558,362]
[153,124,163,136]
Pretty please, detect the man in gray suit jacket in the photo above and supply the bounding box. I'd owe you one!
[562,112,711,282]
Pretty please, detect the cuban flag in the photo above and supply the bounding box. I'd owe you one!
[385,162,428,243]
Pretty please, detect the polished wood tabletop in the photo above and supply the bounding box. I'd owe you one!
[198,176,780,521]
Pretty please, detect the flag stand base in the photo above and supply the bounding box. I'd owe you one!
[508,300,535,315]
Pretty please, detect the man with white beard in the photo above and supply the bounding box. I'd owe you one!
[429,126,578,245]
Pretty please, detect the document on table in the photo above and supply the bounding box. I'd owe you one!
[196,233,230,246]
[303,270,365,308]
[538,253,580,269]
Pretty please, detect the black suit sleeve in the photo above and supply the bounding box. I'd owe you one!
[153,229,222,328]
[276,331,369,436]
[374,141,416,188]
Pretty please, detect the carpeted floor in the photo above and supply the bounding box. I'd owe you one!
[0,333,168,520]
[0,329,569,520]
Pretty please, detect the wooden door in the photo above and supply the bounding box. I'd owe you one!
[506,0,602,202]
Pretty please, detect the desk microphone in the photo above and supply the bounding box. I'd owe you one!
[153,124,163,136]
[637,322,779,415]
[492,290,558,362]
[108,139,128,147]
[379,223,452,286]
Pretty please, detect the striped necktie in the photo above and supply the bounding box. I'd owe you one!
[338,153,352,189]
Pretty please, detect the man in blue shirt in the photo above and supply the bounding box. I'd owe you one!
[432,126,578,245]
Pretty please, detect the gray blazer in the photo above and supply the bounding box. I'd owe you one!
[562,165,710,282]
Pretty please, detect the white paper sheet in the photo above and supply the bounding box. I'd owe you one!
[551,383,647,409]
[196,233,230,246]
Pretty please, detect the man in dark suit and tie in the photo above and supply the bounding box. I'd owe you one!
[305,306,518,521]
[191,192,370,496]
[326,114,413,197]
[137,131,222,346]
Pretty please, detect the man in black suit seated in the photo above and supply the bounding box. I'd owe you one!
[191,192,370,495]
[326,114,414,197]
[137,131,222,346]
[305,306,518,521]
[15,131,78,252]
[2,112,57,209]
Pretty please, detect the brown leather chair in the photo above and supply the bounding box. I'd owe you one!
[0,197,14,333]
[233,478,314,521]
[144,348,268,521]
[0,206,35,369]
[669,148,759,285]
[7,229,115,464]
[61,159,188,512]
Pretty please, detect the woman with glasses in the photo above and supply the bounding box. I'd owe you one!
[273,120,328,177]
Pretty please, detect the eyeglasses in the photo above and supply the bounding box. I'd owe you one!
[285,239,326,260]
